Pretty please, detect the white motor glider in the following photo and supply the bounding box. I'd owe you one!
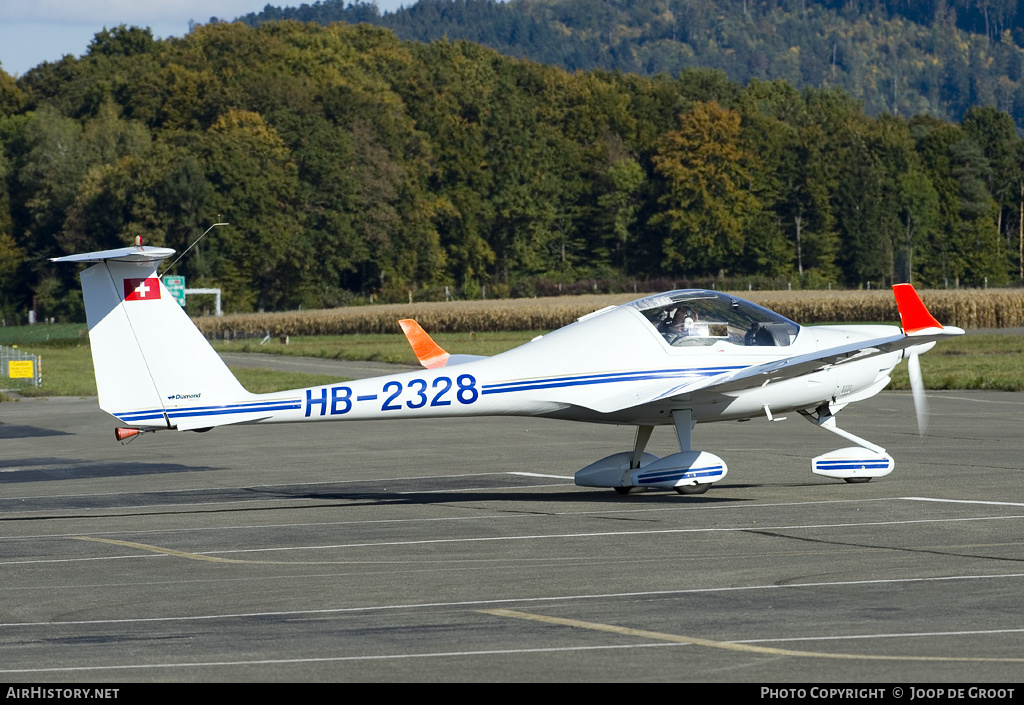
[54,244,963,495]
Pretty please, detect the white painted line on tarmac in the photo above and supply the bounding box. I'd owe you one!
[0,642,686,675]
[395,481,574,494]
[3,571,1024,629]
[903,496,1024,507]
[739,627,1024,644]
[0,497,946,543]
[6,623,1024,674]
[195,513,1024,555]
[484,609,1024,663]
[508,472,575,479]
[4,511,1024,566]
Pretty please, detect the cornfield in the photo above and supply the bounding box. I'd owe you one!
[745,289,1024,328]
[193,289,1024,338]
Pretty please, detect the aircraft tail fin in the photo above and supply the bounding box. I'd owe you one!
[53,246,250,429]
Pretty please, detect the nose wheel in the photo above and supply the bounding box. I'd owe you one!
[802,404,894,482]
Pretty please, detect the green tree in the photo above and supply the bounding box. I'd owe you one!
[914,118,1004,286]
[950,136,1005,285]
[55,102,153,255]
[0,66,25,117]
[0,232,25,323]
[87,25,156,58]
[741,80,840,283]
[15,106,89,258]
[1011,139,1024,280]
[593,155,645,274]
[651,101,761,275]
[962,105,1019,279]
[199,109,303,311]
[896,170,940,284]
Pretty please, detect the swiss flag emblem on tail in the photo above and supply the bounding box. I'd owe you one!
[124,277,161,301]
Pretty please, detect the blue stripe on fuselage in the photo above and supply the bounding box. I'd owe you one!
[481,367,743,395]
[115,365,747,423]
[116,399,301,423]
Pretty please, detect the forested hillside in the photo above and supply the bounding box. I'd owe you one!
[235,0,1024,129]
[0,21,1021,324]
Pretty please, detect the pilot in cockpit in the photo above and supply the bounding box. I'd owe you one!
[658,306,700,343]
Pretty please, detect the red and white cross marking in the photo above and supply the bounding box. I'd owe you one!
[123,277,161,301]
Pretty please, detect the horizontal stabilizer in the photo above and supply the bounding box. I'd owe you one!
[51,245,176,264]
[447,354,489,366]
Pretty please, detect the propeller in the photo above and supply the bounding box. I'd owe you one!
[907,350,928,436]
[893,284,944,437]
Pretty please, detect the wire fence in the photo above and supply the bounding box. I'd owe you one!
[0,345,41,389]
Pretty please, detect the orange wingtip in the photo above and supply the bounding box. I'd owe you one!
[892,283,942,333]
[398,319,450,369]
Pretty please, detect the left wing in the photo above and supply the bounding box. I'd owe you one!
[693,284,963,396]
[667,326,958,398]
[570,326,960,415]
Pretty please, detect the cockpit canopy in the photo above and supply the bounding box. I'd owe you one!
[627,290,800,347]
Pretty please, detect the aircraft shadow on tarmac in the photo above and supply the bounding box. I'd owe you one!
[0,459,217,485]
[0,423,72,439]
[251,477,764,507]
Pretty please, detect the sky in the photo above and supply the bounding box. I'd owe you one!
[0,1,411,77]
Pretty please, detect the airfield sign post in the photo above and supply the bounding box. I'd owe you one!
[162,275,222,316]
[184,288,222,317]
[163,275,186,306]
[1,345,41,389]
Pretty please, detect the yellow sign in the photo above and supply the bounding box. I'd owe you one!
[8,360,34,379]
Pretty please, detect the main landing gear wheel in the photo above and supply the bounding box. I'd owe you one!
[844,477,872,484]
[613,486,632,495]
[675,483,710,495]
